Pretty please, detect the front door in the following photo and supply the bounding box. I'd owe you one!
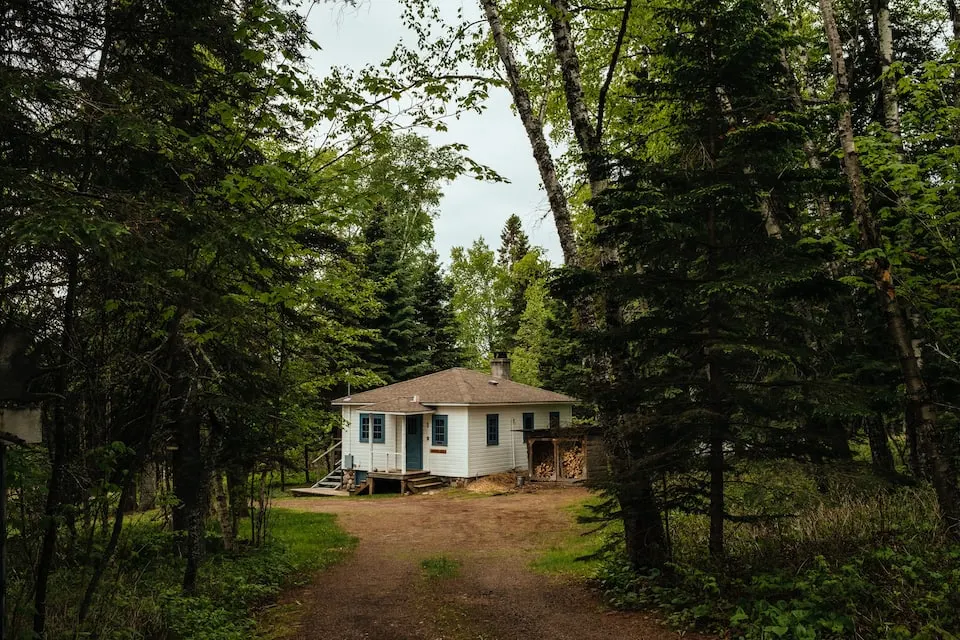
[405,415,423,471]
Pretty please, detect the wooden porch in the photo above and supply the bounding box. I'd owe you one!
[352,469,444,495]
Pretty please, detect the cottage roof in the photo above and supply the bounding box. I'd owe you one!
[332,368,577,406]
[357,397,435,414]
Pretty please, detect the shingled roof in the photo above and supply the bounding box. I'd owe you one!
[332,368,577,406]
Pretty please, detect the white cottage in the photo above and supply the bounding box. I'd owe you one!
[329,357,577,493]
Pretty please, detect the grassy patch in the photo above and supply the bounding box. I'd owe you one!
[531,496,612,578]
[420,555,462,579]
[264,508,357,575]
[38,508,355,640]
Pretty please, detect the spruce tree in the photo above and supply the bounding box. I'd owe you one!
[496,214,535,350]
[413,251,465,374]
[557,0,837,560]
[358,208,427,384]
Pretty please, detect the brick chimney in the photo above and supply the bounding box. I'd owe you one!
[490,352,511,380]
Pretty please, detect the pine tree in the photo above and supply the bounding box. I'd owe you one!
[358,208,427,384]
[497,214,531,267]
[557,0,837,561]
[496,214,537,350]
[413,251,465,374]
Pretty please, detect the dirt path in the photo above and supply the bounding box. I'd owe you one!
[272,486,702,640]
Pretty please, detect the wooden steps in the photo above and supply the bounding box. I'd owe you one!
[407,474,444,494]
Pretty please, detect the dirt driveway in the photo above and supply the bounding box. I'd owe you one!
[273,486,702,640]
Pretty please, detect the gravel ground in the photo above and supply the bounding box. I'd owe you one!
[271,486,709,640]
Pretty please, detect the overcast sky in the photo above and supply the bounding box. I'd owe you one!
[305,2,564,264]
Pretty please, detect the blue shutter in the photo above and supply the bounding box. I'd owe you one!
[359,413,370,442]
[486,414,499,446]
[372,414,385,443]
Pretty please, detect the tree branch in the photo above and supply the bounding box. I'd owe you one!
[596,0,631,143]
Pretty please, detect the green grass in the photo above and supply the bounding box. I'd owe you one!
[531,497,613,578]
[265,508,357,573]
[34,508,355,640]
[420,555,462,579]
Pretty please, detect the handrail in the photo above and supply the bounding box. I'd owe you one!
[311,438,342,465]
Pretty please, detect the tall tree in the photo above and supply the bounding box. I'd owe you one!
[558,0,836,561]
[496,214,534,350]
[413,251,466,374]
[449,238,506,368]
[356,208,426,385]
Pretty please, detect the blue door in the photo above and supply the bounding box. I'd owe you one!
[406,415,423,470]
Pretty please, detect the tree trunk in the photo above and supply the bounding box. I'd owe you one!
[547,0,605,194]
[33,252,78,638]
[212,470,235,552]
[225,463,249,539]
[947,0,960,44]
[172,407,206,592]
[77,466,137,625]
[706,193,725,559]
[138,461,158,511]
[480,0,580,267]
[872,0,901,145]
[618,474,668,569]
[819,0,960,537]
[866,415,896,476]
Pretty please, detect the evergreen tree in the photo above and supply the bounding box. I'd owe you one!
[557,0,837,561]
[413,251,465,374]
[357,208,427,385]
[495,215,538,350]
[497,213,531,267]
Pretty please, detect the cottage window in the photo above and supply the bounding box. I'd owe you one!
[359,413,370,442]
[372,414,385,443]
[549,411,560,429]
[486,414,499,446]
[522,412,535,431]
[432,415,448,446]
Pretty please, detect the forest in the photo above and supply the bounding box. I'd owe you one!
[2,0,960,638]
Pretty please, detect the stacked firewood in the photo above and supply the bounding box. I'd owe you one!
[560,442,585,479]
[534,459,555,478]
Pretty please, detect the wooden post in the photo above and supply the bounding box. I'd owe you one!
[553,439,560,481]
[369,476,375,496]
[304,445,310,483]
[400,416,406,474]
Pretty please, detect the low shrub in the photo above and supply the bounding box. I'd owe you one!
[593,469,960,639]
[36,509,355,640]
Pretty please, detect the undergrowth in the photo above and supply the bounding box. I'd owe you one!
[40,508,355,639]
[591,462,960,639]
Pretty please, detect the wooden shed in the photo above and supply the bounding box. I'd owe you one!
[526,427,607,482]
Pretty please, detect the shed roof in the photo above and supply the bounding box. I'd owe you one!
[332,368,577,406]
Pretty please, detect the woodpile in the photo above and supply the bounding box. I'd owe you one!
[560,441,584,479]
[534,459,555,479]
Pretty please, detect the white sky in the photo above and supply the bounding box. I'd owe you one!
[304,1,564,264]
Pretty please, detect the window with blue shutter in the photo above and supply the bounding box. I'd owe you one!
[359,413,370,442]
[522,412,535,431]
[372,414,385,443]
[486,414,499,446]
[432,415,448,446]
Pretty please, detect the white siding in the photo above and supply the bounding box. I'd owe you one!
[422,406,469,477]
[340,406,405,472]
[466,404,574,477]
[341,403,574,478]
